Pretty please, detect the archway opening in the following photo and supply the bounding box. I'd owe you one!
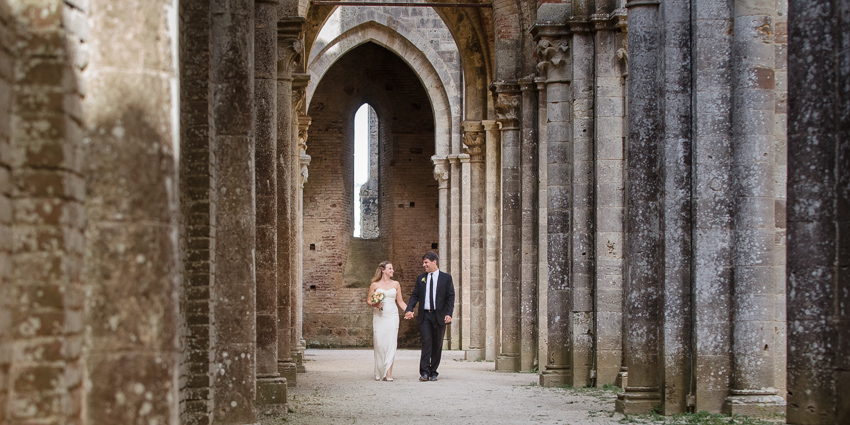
[353,103,379,239]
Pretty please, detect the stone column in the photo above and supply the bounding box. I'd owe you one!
[254,0,286,415]
[483,120,501,361]
[296,113,311,373]
[433,157,451,301]
[535,77,550,377]
[460,153,472,351]
[208,0,258,421]
[615,0,662,414]
[462,121,486,360]
[592,9,628,388]
[448,153,461,349]
[291,73,308,374]
[724,0,785,416]
[276,19,301,387]
[532,22,572,387]
[519,77,539,372]
[787,1,849,423]
[493,82,522,372]
[569,23,595,387]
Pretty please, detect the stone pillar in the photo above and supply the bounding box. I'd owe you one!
[296,113,311,373]
[276,19,301,387]
[657,0,692,413]
[254,0,286,415]
[787,1,849,423]
[291,74,308,374]
[493,82,522,372]
[615,0,662,414]
[462,121,486,361]
[460,153,473,351]
[519,77,539,372]
[593,9,628,388]
[724,0,785,416]
[532,22,572,387]
[208,0,258,420]
[483,120,501,361]
[535,77,550,377]
[448,153,461,349]
[433,157,450,303]
[569,24,595,387]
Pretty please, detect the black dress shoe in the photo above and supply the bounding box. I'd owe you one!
[419,374,429,381]
[428,375,438,381]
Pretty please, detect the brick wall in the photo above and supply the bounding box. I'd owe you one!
[304,42,438,348]
[179,0,213,422]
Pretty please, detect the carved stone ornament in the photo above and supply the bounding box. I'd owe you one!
[536,37,570,75]
[300,153,311,187]
[292,87,306,115]
[494,91,521,126]
[278,38,303,77]
[463,130,485,158]
[432,158,450,187]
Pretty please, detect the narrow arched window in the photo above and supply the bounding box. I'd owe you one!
[353,103,379,238]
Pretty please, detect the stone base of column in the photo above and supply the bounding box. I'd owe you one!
[495,354,519,371]
[539,365,571,387]
[723,391,786,417]
[278,361,297,388]
[296,341,307,372]
[615,387,661,414]
[616,367,628,389]
[464,348,485,361]
[256,376,288,417]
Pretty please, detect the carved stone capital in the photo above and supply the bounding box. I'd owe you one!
[298,115,312,155]
[277,18,305,78]
[462,120,485,160]
[431,156,450,189]
[535,36,570,80]
[491,82,521,130]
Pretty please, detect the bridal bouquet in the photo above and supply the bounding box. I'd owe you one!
[370,291,385,306]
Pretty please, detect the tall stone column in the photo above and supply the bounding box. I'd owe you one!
[535,78,550,376]
[462,121,486,360]
[433,156,450,317]
[448,153,461,349]
[532,22,572,387]
[291,73,308,374]
[724,0,785,416]
[569,23,595,387]
[296,113,311,373]
[254,0,286,415]
[483,120,501,361]
[460,153,472,351]
[519,77,539,372]
[208,0,258,421]
[592,10,628,388]
[787,1,849,423]
[615,0,662,414]
[493,82,522,372]
[276,19,301,387]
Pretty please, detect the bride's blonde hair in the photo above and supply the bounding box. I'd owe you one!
[371,261,392,283]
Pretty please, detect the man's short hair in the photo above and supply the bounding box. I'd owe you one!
[422,251,439,263]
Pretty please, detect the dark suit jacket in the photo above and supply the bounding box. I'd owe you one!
[405,270,455,326]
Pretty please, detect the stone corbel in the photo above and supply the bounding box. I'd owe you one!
[292,74,309,115]
[298,115,312,186]
[461,121,486,161]
[432,156,450,189]
[491,82,521,130]
[277,18,306,78]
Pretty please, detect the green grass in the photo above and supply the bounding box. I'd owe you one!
[618,410,777,425]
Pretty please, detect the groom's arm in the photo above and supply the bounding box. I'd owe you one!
[444,275,455,318]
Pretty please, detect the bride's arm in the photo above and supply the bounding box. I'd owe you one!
[394,281,408,311]
[367,282,380,308]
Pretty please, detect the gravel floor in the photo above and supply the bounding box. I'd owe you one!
[263,348,626,425]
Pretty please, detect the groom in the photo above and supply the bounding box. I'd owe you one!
[404,251,455,381]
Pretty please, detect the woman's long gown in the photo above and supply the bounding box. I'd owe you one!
[373,288,399,380]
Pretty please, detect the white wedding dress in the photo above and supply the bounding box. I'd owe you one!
[372,288,399,380]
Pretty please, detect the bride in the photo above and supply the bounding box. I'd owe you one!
[367,261,408,381]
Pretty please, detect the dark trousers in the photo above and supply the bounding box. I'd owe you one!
[419,311,446,377]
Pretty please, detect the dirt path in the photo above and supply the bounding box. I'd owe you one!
[265,348,626,425]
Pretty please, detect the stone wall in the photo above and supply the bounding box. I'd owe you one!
[304,42,437,348]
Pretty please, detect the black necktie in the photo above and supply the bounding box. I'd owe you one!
[427,273,433,310]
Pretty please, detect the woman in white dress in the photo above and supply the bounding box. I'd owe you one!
[367,261,408,381]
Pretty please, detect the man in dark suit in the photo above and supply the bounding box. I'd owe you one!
[404,251,455,381]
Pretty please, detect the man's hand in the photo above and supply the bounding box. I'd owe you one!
[404,311,414,320]
[444,315,452,324]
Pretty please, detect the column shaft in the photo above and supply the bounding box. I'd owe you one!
[462,122,486,360]
[519,78,539,372]
[483,120,502,361]
[449,154,462,349]
[616,0,662,414]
